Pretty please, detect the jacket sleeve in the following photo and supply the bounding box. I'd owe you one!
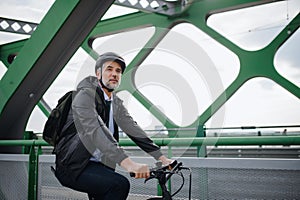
[72,88,128,165]
[114,96,163,160]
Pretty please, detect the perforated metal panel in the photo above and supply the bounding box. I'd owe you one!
[38,156,88,200]
[126,157,300,200]
[169,168,300,200]
[0,155,29,200]
[1,155,300,200]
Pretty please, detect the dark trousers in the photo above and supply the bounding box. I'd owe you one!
[56,161,130,200]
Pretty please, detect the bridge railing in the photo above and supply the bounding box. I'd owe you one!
[0,135,300,200]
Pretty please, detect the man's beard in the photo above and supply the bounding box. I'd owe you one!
[104,82,118,90]
[100,78,119,91]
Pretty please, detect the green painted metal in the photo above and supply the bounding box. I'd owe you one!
[0,140,43,146]
[196,125,206,157]
[0,136,299,147]
[0,40,51,118]
[121,136,300,146]
[28,145,38,200]
[0,39,26,67]
[23,131,37,154]
[37,101,50,117]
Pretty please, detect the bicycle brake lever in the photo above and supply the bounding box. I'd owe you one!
[144,174,156,183]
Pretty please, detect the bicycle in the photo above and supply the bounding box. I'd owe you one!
[130,160,192,200]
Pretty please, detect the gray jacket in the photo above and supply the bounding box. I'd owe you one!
[55,76,162,179]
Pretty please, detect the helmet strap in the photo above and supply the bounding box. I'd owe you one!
[99,77,114,92]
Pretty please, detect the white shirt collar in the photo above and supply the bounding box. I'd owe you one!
[99,82,113,101]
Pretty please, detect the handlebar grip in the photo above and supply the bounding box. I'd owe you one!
[169,160,178,169]
[159,160,178,171]
[129,172,135,177]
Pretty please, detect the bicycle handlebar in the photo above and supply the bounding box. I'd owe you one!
[129,160,178,178]
[129,160,192,200]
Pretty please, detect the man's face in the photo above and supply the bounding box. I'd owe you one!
[97,60,122,90]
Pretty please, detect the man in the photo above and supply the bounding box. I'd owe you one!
[55,52,172,200]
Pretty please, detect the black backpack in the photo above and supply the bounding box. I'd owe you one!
[43,90,76,146]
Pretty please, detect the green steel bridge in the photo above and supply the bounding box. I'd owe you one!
[0,0,299,199]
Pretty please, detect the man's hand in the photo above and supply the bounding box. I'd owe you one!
[120,157,150,178]
[158,155,174,167]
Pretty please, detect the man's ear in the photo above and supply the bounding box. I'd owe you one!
[96,69,101,79]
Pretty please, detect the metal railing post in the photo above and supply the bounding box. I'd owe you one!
[197,125,208,200]
[28,144,38,200]
[196,125,206,157]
